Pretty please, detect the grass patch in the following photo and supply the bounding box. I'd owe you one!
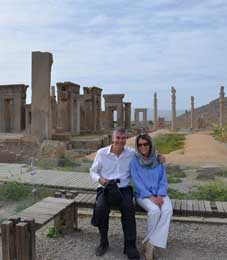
[154,134,186,154]
[168,176,182,183]
[169,180,227,201]
[190,180,227,201]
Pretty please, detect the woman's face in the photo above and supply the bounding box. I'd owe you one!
[137,137,150,157]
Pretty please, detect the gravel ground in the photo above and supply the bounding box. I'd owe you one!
[35,215,227,260]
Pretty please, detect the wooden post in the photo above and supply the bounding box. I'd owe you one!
[65,192,73,199]
[16,222,30,260]
[54,191,62,198]
[8,217,21,259]
[74,205,78,230]
[1,221,15,260]
[23,218,36,260]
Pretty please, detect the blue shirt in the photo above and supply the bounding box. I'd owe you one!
[130,155,168,199]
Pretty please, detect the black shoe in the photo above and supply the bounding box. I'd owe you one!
[95,242,109,256]
[124,246,140,260]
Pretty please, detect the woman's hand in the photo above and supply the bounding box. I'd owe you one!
[149,195,159,205]
[149,195,164,206]
[156,196,164,206]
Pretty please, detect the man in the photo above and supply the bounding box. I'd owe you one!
[90,128,140,260]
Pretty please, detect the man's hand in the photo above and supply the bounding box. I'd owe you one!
[158,154,166,164]
[99,177,108,186]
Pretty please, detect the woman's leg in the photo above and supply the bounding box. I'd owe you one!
[148,196,172,248]
[137,196,172,248]
[137,197,161,244]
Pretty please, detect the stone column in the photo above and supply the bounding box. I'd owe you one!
[134,110,139,127]
[117,104,124,127]
[191,96,194,129]
[143,109,147,126]
[153,92,158,129]
[219,86,225,128]
[124,102,131,129]
[185,110,189,128]
[31,51,53,140]
[51,86,57,129]
[171,86,176,131]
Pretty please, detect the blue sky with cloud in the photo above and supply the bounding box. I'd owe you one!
[0,0,227,110]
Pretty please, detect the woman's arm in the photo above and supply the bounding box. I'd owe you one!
[130,159,152,199]
[157,164,168,196]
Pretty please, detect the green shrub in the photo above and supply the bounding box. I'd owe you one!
[47,227,63,238]
[212,123,227,143]
[0,182,31,201]
[168,188,187,199]
[154,134,186,154]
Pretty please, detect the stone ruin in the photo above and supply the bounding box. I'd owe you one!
[0,52,135,145]
[176,86,227,129]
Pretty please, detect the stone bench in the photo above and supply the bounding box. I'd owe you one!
[1,196,76,260]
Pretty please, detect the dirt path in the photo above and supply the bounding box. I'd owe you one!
[165,131,227,167]
[86,130,227,167]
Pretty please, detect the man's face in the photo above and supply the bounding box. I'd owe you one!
[112,132,127,149]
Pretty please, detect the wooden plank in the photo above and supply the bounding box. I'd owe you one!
[171,199,176,209]
[174,199,181,215]
[215,201,225,213]
[181,200,187,216]
[192,200,199,215]
[86,194,96,204]
[204,200,213,217]
[75,193,90,204]
[214,201,226,217]
[42,197,74,205]
[221,202,227,213]
[198,200,206,215]
[1,221,15,260]
[186,200,193,214]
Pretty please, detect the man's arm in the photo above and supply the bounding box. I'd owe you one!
[157,154,166,164]
[89,151,108,186]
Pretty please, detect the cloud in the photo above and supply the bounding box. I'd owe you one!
[0,0,226,109]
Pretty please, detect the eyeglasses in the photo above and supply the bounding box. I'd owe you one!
[138,142,149,148]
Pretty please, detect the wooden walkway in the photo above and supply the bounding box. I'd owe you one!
[0,163,97,191]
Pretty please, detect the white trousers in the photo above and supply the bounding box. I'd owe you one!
[137,196,173,248]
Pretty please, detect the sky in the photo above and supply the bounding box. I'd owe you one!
[0,0,227,110]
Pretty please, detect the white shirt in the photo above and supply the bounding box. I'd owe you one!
[90,145,135,188]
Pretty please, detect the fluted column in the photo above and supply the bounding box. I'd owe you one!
[153,92,158,129]
[171,86,176,131]
[219,86,225,128]
[191,96,194,129]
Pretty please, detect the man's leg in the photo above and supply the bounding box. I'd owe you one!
[94,187,110,256]
[119,186,140,259]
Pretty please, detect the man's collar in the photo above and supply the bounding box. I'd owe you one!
[108,144,125,155]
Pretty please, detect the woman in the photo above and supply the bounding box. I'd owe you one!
[130,133,172,260]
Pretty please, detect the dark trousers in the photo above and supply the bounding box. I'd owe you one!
[93,186,137,246]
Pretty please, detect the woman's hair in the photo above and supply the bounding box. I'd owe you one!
[135,133,153,155]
